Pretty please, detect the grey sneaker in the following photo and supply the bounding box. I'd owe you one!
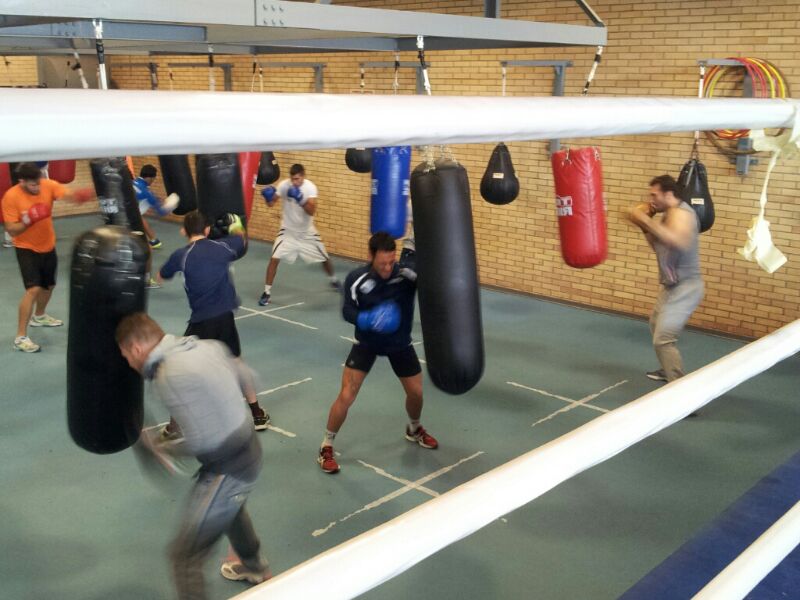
[646,369,668,382]
[220,561,271,584]
[29,314,63,327]
[14,336,41,353]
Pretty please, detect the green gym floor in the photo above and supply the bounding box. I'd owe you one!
[1,215,798,600]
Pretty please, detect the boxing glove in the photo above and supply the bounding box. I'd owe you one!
[22,203,51,226]
[287,185,307,206]
[261,186,277,206]
[357,301,401,334]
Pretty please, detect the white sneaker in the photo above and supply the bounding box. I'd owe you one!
[29,314,63,327]
[220,561,271,584]
[14,336,40,353]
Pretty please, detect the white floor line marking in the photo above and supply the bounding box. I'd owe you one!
[531,380,627,428]
[235,303,305,320]
[261,312,318,330]
[257,377,313,396]
[339,335,356,343]
[265,424,297,438]
[506,381,605,413]
[312,451,484,537]
[357,460,440,497]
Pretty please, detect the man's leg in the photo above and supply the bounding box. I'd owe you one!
[222,504,271,583]
[319,358,370,473]
[33,286,53,318]
[390,347,438,449]
[265,257,280,286]
[140,216,157,243]
[17,286,39,338]
[652,279,705,382]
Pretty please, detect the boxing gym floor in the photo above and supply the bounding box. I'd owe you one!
[1,215,798,600]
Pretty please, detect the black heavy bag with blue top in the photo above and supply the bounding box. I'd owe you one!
[411,158,484,395]
[371,146,411,239]
[68,225,149,454]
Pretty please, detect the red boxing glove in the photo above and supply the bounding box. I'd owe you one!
[72,188,95,203]
[22,203,51,226]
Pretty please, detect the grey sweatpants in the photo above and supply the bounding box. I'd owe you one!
[170,470,268,599]
[649,278,705,382]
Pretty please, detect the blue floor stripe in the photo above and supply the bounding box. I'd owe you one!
[621,450,800,600]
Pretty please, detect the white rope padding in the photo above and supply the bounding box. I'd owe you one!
[234,318,800,600]
[2,90,797,162]
[693,500,800,599]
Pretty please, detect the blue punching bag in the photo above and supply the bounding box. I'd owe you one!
[370,146,411,239]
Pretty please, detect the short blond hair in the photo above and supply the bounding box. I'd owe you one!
[115,312,165,348]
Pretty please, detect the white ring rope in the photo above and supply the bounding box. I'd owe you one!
[2,91,796,161]
[233,318,800,600]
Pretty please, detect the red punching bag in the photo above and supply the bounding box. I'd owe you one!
[238,151,260,220]
[0,162,12,224]
[49,160,77,184]
[551,147,607,268]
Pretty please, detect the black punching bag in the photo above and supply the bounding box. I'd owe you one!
[677,158,715,233]
[90,158,146,233]
[411,159,484,394]
[68,226,149,454]
[256,151,280,185]
[345,147,372,173]
[158,155,197,215]
[196,153,246,239]
[480,143,520,205]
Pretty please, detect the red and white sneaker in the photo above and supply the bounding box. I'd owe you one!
[405,426,438,449]
[318,445,340,474]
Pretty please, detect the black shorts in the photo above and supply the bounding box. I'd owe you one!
[184,311,241,357]
[345,343,422,378]
[16,247,57,290]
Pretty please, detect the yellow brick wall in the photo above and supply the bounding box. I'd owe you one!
[13,0,796,338]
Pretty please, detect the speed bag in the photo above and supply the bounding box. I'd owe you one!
[158,155,197,215]
[48,160,76,184]
[345,147,372,173]
[677,158,715,233]
[551,147,608,268]
[256,151,280,185]
[371,146,411,239]
[68,225,149,454]
[0,163,11,224]
[196,154,246,239]
[480,143,519,205]
[238,151,260,220]
[90,157,147,234]
[411,159,484,395]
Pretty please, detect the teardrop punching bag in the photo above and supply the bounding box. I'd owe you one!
[345,147,372,173]
[551,147,608,268]
[158,155,197,215]
[480,143,519,205]
[411,158,484,395]
[256,151,280,185]
[90,158,147,234]
[677,158,715,233]
[48,160,76,184]
[68,226,149,454]
[196,154,246,239]
[371,146,411,239]
[238,151,260,220]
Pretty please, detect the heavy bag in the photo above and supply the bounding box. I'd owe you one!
[48,160,77,184]
[256,151,280,185]
[480,143,519,205]
[551,147,608,268]
[0,163,11,224]
[196,153,245,239]
[677,158,714,233]
[68,225,149,454]
[238,151,260,220]
[371,146,411,239]
[90,157,147,234]
[411,159,484,395]
[345,147,372,173]
[158,155,197,215]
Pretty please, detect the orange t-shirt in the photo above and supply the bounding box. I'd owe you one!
[1,179,67,252]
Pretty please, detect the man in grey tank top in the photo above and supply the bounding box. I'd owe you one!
[629,175,705,388]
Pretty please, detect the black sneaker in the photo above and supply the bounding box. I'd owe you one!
[646,369,668,382]
[252,408,270,431]
[258,292,271,306]
[330,279,342,292]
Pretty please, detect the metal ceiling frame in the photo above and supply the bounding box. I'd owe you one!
[0,0,607,56]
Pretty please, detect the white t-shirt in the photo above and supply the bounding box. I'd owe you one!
[277,178,318,234]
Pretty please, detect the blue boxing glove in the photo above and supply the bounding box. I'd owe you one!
[356,301,401,334]
[261,185,277,206]
[287,185,307,206]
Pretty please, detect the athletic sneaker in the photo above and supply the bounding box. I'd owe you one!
[29,314,63,327]
[330,279,342,291]
[13,336,40,353]
[318,445,340,474]
[405,426,439,449]
[252,407,270,431]
[258,292,271,306]
[220,561,271,584]
[159,422,184,444]
[149,238,162,249]
[646,369,668,382]
[2,236,12,249]
[147,278,161,289]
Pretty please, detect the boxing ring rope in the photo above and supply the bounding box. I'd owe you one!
[0,89,797,161]
[234,318,800,600]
